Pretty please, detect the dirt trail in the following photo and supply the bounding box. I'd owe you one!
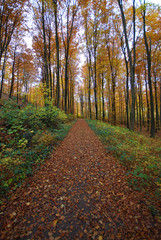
[0,120,160,240]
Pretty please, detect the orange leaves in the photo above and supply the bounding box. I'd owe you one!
[0,120,161,239]
[53,219,58,227]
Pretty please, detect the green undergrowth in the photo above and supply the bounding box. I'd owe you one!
[0,100,75,203]
[87,119,161,217]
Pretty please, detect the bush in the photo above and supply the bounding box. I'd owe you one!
[33,131,57,146]
[0,100,75,201]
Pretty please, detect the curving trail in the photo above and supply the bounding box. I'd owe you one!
[0,120,160,239]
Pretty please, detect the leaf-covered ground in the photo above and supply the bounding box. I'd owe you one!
[0,120,160,240]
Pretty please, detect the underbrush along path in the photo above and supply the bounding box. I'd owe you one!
[0,120,160,239]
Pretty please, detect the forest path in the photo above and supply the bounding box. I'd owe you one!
[0,120,160,240]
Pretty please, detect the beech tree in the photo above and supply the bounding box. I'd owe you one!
[0,0,29,99]
[117,0,136,131]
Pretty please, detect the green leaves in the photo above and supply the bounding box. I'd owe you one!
[0,100,75,201]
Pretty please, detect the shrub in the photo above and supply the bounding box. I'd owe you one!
[33,131,57,146]
[0,100,75,201]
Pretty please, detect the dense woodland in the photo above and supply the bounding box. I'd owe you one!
[0,0,161,138]
[1,1,161,236]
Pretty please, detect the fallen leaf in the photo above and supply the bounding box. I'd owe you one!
[99,236,103,240]
[53,219,58,227]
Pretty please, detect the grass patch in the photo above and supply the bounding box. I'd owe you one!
[87,119,161,216]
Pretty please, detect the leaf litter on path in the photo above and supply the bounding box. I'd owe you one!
[0,119,160,239]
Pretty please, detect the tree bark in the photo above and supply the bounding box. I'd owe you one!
[0,48,7,99]
[9,45,17,99]
[154,72,159,131]
[142,1,155,137]
[42,0,49,100]
[117,0,135,131]
[53,0,60,108]
[102,73,105,121]
[93,9,98,120]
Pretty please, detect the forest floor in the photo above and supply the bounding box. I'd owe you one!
[0,119,160,240]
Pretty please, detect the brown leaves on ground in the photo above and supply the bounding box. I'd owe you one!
[0,120,160,239]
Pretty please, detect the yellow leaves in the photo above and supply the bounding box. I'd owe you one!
[53,219,58,227]
[99,181,103,185]
[99,236,103,240]
[7,224,12,228]
[10,212,16,219]
[117,233,122,238]
[84,229,87,234]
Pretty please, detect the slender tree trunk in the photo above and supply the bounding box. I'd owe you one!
[93,8,98,120]
[48,30,52,99]
[130,0,136,131]
[68,77,70,113]
[107,77,111,122]
[138,74,142,132]
[0,48,7,99]
[9,45,17,99]
[136,95,139,129]
[120,39,129,128]
[17,59,20,104]
[145,74,150,131]
[85,15,92,119]
[142,2,155,137]
[64,53,69,113]
[53,66,55,100]
[53,0,60,108]
[125,60,129,128]
[102,73,105,121]
[154,72,159,131]
[88,54,92,119]
[42,0,49,100]
[88,63,91,119]
[112,75,116,125]
[106,40,116,125]
[94,44,98,120]
[61,74,64,110]
[160,78,161,127]
[117,0,135,131]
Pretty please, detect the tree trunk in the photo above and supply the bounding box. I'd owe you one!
[48,29,52,99]
[142,1,155,137]
[117,0,135,131]
[160,79,161,127]
[102,73,105,121]
[94,42,98,120]
[9,45,17,99]
[154,72,159,131]
[42,0,49,100]
[17,58,20,104]
[125,59,129,128]
[145,74,150,131]
[136,95,138,129]
[53,0,60,108]
[0,48,7,99]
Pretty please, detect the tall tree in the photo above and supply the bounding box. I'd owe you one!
[42,0,49,99]
[117,0,136,131]
[53,0,60,108]
[141,0,155,137]
[61,0,78,113]
[0,0,28,98]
